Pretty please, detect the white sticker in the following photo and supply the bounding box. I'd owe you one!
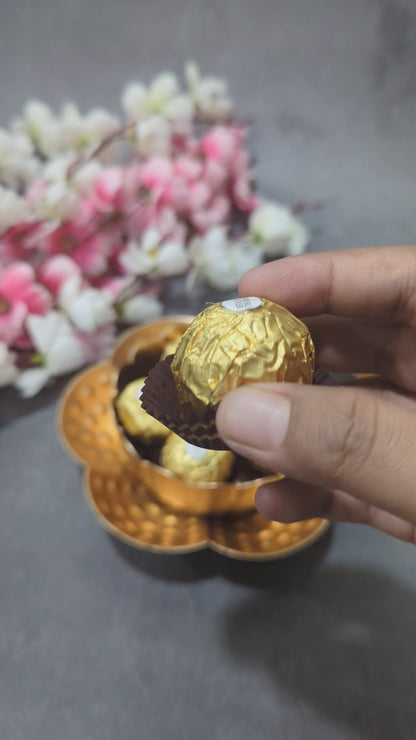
[185,443,208,460]
[136,384,144,401]
[221,297,262,312]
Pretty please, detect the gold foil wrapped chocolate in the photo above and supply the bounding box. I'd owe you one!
[160,335,182,361]
[160,433,234,483]
[115,378,170,443]
[171,297,314,411]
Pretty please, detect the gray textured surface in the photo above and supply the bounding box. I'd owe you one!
[1,1,416,738]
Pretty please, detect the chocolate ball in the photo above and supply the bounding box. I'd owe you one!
[171,297,314,412]
[160,433,234,483]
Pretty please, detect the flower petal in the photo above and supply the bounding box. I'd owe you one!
[121,294,163,324]
[0,262,35,300]
[26,311,68,355]
[0,302,27,345]
[15,367,50,398]
[47,332,85,376]
[156,241,190,277]
[39,255,81,296]
[0,342,17,387]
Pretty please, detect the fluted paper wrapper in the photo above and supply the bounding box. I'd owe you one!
[141,357,333,450]
[141,356,228,449]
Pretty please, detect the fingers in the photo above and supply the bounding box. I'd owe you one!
[239,246,416,324]
[216,382,416,523]
[306,315,416,391]
[255,479,416,543]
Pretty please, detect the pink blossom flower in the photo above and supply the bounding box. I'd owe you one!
[75,324,116,364]
[0,262,52,345]
[140,157,174,195]
[93,167,131,214]
[202,159,228,191]
[140,157,208,214]
[200,125,243,166]
[190,194,230,232]
[0,222,42,265]
[127,201,186,244]
[39,255,81,296]
[187,181,211,212]
[232,174,259,212]
[41,221,112,278]
[173,156,202,182]
[99,275,134,301]
[152,205,186,242]
[230,148,258,212]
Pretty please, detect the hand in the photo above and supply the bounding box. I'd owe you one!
[216,246,416,543]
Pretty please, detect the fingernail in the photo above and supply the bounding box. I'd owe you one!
[217,387,291,451]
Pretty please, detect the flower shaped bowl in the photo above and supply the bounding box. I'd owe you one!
[57,319,330,559]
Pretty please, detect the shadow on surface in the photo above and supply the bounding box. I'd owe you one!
[0,375,70,427]
[221,565,416,740]
[110,526,332,586]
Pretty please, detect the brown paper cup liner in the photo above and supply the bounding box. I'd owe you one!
[141,358,334,451]
[141,356,227,450]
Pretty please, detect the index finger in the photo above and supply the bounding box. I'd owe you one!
[239,245,416,323]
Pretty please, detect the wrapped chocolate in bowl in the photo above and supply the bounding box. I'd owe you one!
[113,314,280,515]
[141,297,316,450]
[160,434,234,484]
[115,378,170,443]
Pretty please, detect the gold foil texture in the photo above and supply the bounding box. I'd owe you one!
[115,378,170,443]
[160,433,234,483]
[171,297,314,410]
[160,335,182,360]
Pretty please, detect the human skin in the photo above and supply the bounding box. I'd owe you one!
[216,246,416,543]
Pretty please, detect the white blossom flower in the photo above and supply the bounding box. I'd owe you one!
[120,228,190,278]
[163,94,194,134]
[249,201,309,257]
[58,274,115,333]
[118,293,163,324]
[185,61,233,120]
[60,103,119,151]
[135,115,171,157]
[0,128,39,188]
[14,99,119,159]
[0,342,18,387]
[0,186,29,233]
[121,82,148,119]
[32,180,80,222]
[15,312,85,397]
[42,155,102,195]
[122,72,191,117]
[70,159,103,194]
[41,154,73,182]
[187,227,262,290]
[122,73,193,137]
[83,108,120,141]
[14,99,63,157]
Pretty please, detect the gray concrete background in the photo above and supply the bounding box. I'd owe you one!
[1,1,416,738]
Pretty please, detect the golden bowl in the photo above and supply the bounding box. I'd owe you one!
[112,316,280,516]
[57,320,330,560]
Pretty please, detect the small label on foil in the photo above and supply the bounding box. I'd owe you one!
[136,384,144,401]
[221,297,262,312]
[185,443,208,460]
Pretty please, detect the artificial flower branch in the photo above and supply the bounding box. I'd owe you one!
[0,62,308,396]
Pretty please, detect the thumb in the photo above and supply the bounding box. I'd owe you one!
[216,383,416,523]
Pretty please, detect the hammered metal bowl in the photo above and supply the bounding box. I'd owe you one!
[57,323,330,560]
